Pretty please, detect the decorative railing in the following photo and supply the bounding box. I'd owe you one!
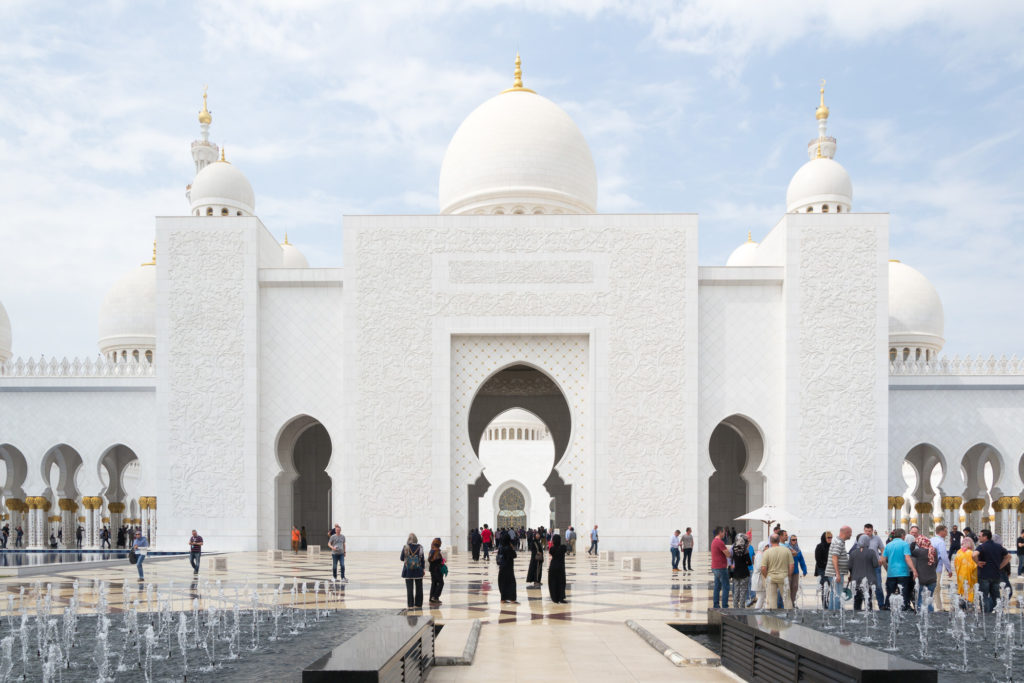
[890,354,1024,376]
[0,355,155,378]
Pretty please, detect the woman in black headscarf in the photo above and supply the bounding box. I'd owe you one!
[526,530,544,588]
[497,532,518,604]
[548,533,567,603]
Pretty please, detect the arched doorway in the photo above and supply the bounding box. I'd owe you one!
[901,443,944,532]
[99,444,140,545]
[495,484,528,530]
[275,415,333,549]
[466,365,572,533]
[708,415,765,543]
[0,444,28,536]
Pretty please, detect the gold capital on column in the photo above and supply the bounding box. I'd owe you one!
[941,496,963,510]
[58,498,78,512]
[107,502,125,514]
[894,496,905,509]
[914,502,933,514]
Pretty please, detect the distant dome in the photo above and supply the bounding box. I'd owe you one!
[889,260,945,360]
[439,57,597,215]
[0,299,11,363]
[280,238,309,268]
[786,157,852,213]
[98,263,156,361]
[189,153,255,217]
[726,234,759,266]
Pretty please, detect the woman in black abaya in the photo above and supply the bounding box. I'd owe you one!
[548,533,567,603]
[497,532,518,604]
[526,530,544,587]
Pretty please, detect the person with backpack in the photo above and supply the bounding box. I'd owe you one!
[400,533,425,609]
[428,538,446,605]
[497,532,518,604]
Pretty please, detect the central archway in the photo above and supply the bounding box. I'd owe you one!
[275,415,333,550]
[708,415,765,543]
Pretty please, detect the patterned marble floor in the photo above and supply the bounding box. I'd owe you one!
[0,547,746,681]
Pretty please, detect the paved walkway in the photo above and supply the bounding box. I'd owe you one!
[0,547,743,681]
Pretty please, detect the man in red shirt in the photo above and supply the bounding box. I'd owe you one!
[481,525,492,561]
[710,526,733,608]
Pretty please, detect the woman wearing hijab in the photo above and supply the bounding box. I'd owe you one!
[548,534,568,603]
[526,530,544,588]
[911,534,938,612]
[849,534,879,610]
[730,536,752,608]
[954,536,977,606]
[814,531,833,609]
[428,537,446,605]
[497,532,519,604]
[750,540,770,608]
[400,533,425,609]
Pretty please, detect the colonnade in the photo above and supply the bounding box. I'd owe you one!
[887,493,1023,543]
[0,495,157,548]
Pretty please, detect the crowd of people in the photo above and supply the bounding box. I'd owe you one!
[0,522,135,550]
[708,521,1019,613]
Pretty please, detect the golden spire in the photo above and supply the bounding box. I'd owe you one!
[502,52,535,94]
[747,231,753,243]
[199,86,212,125]
[142,240,156,266]
[815,79,829,121]
[283,232,290,245]
[219,147,226,162]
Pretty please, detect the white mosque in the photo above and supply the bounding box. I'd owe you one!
[1,58,1022,552]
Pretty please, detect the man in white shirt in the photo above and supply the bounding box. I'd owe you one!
[670,530,682,571]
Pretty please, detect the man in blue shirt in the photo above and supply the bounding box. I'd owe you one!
[974,529,1010,612]
[880,528,917,610]
[929,525,954,610]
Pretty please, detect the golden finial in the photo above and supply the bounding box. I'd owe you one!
[502,52,535,94]
[816,78,829,121]
[219,147,226,162]
[283,232,290,245]
[816,140,822,158]
[199,86,212,125]
[142,240,156,266]
[747,231,753,243]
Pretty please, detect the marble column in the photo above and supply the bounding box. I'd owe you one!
[58,498,77,548]
[914,502,933,534]
[108,502,125,538]
[888,496,905,531]
[965,498,985,532]
[139,496,157,547]
[941,496,962,530]
[82,497,102,548]
[4,499,24,544]
[993,497,1020,545]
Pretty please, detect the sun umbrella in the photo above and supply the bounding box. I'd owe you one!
[735,504,798,531]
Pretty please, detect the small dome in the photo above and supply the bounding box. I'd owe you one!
[280,239,309,268]
[0,299,12,363]
[786,157,852,213]
[98,263,156,358]
[439,59,597,215]
[189,153,255,216]
[726,234,759,266]
[889,260,945,354]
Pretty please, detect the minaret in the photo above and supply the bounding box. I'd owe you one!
[191,87,219,174]
[806,80,837,160]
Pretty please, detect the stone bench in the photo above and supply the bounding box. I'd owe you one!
[600,550,615,562]
[307,546,321,557]
[266,549,282,563]
[207,556,227,571]
[621,556,641,571]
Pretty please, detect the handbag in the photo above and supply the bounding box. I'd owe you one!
[128,549,137,565]
[441,560,449,577]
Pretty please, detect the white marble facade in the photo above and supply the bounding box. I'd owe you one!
[1,64,1022,552]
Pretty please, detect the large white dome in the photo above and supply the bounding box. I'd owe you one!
[189,156,255,217]
[889,260,945,357]
[726,235,759,266]
[786,157,852,213]
[98,262,156,360]
[0,299,11,363]
[280,240,309,268]
[439,65,597,215]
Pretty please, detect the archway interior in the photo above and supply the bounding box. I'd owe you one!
[496,485,527,529]
[708,416,765,543]
[292,423,332,548]
[0,444,28,499]
[99,444,139,504]
[41,445,83,502]
[961,443,1002,516]
[467,365,571,532]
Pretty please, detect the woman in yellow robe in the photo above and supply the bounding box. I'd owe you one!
[954,536,977,603]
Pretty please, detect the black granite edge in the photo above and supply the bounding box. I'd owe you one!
[303,614,433,675]
[720,612,936,675]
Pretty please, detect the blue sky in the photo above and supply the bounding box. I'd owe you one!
[1,1,1022,358]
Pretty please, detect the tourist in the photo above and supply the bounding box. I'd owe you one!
[730,535,752,608]
[785,534,807,607]
[911,535,938,612]
[761,534,794,609]
[497,532,518,604]
[49,532,58,549]
[862,524,886,607]
[670,529,682,571]
[973,529,1009,613]
[813,531,832,608]
[526,529,544,588]
[750,540,769,608]
[116,526,125,549]
[1016,529,1024,576]
[681,528,694,571]
[100,526,111,549]
[291,525,300,554]
[963,526,978,544]
[548,534,567,603]
[470,527,481,561]
[188,529,204,576]
[849,534,879,610]
[824,526,851,610]
[400,533,425,609]
[881,528,916,610]
[710,526,732,608]
[565,526,575,556]
[75,525,83,548]
[0,525,6,548]
[428,538,445,605]
[300,526,308,550]
[15,525,23,548]
[132,530,149,581]
[481,524,492,561]
[329,524,347,582]
[949,524,963,558]
[588,525,599,555]
[928,525,953,610]
[954,536,977,606]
